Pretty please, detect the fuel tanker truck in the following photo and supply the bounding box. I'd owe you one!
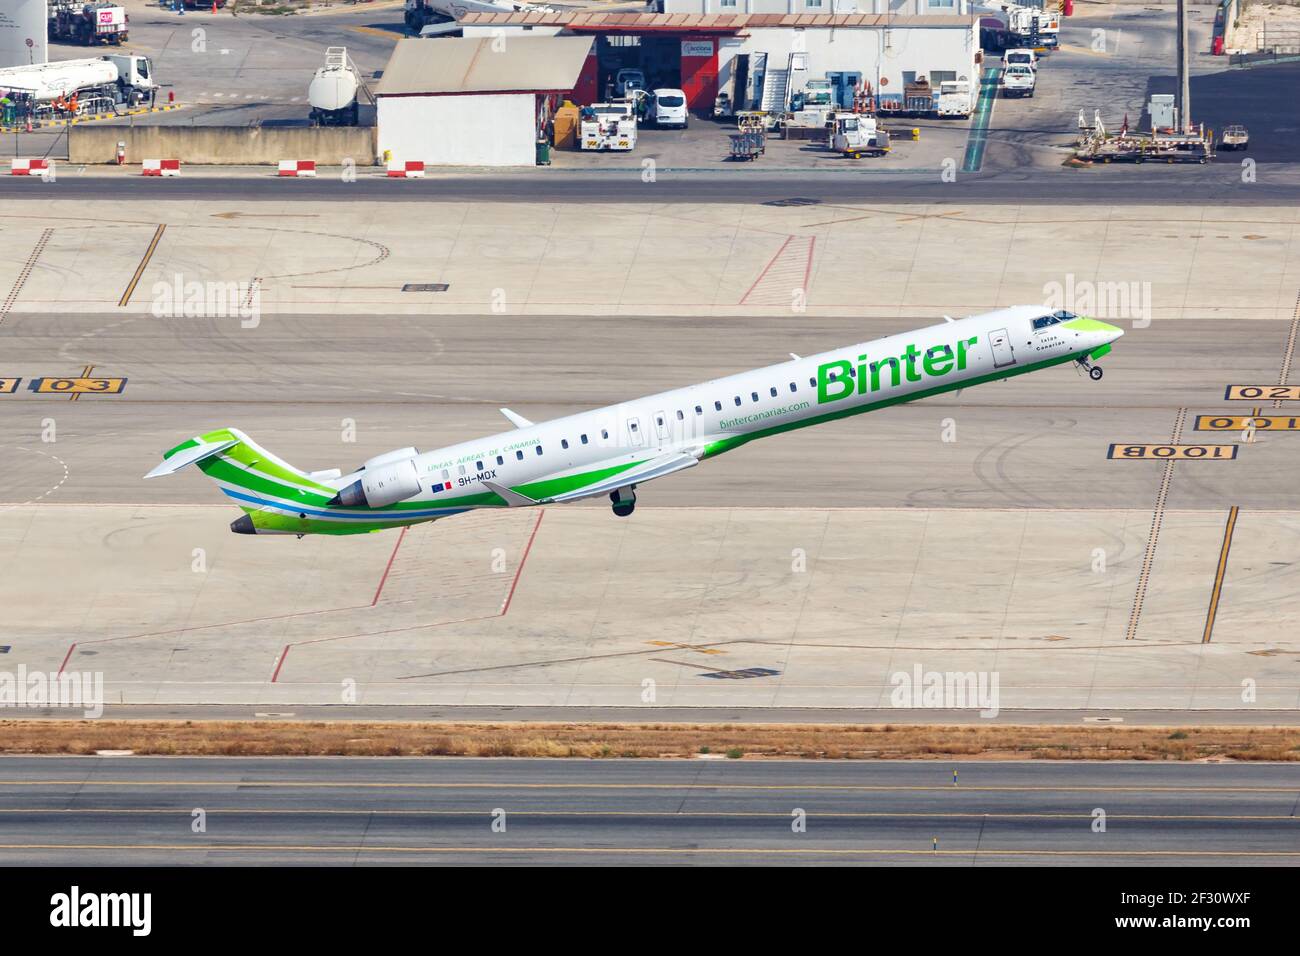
[0,54,155,112]
[308,47,360,126]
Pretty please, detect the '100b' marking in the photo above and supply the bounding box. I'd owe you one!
[1108,444,1239,460]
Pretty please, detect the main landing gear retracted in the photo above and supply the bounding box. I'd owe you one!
[1077,356,1104,381]
[610,486,636,517]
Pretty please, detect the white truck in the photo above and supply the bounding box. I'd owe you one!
[580,102,637,151]
[975,3,1057,50]
[830,114,889,158]
[0,54,154,106]
[937,80,976,118]
[1001,63,1035,98]
[308,47,360,127]
[48,2,128,46]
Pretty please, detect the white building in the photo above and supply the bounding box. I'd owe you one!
[375,35,593,167]
[459,12,980,114]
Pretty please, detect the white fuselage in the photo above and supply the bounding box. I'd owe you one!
[361,306,1118,510]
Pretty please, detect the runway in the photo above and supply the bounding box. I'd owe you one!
[0,756,1294,865]
[0,170,1297,205]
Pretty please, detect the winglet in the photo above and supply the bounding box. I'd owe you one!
[790,352,802,360]
[943,315,956,323]
[482,478,537,508]
[499,408,533,429]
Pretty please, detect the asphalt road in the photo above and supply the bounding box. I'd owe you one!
[8,705,1296,725]
[0,169,1295,204]
[0,756,1294,865]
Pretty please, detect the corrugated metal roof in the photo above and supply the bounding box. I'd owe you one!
[375,35,595,96]
[458,11,975,29]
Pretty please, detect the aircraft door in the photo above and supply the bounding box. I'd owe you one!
[989,327,1016,368]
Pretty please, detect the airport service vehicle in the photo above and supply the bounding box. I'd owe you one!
[614,68,646,98]
[308,46,359,127]
[580,102,637,151]
[146,307,1123,535]
[1002,48,1037,70]
[976,3,1056,49]
[830,113,889,157]
[648,88,688,128]
[0,53,154,105]
[1220,124,1249,151]
[404,0,552,31]
[1002,64,1035,98]
[936,80,975,118]
[48,2,128,46]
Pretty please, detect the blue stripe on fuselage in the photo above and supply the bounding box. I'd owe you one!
[221,488,472,521]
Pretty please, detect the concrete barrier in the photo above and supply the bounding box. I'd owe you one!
[69,126,377,166]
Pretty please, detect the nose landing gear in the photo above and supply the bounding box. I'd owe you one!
[1078,356,1104,381]
[610,487,636,517]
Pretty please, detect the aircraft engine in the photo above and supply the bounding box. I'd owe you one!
[333,454,421,508]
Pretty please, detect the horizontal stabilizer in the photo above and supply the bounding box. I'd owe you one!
[143,438,239,479]
[499,408,534,429]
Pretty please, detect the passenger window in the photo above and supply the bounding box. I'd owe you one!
[601,429,609,439]
[441,469,449,480]
[789,382,797,392]
[476,461,484,471]
[516,450,524,461]
[676,410,684,420]
[535,445,543,455]
[770,387,778,397]
[714,401,722,411]
[656,415,664,426]
[630,422,638,431]
[694,405,702,415]
[734,396,742,406]
[809,377,816,387]
[458,465,466,475]
[581,434,589,444]
[751,392,759,402]
[496,455,503,466]
[561,439,569,449]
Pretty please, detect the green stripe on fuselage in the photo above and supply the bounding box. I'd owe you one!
[702,348,1090,459]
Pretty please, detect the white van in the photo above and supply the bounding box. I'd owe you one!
[1002,48,1038,71]
[649,88,688,128]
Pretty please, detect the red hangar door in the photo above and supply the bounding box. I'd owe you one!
[679,37,718,113]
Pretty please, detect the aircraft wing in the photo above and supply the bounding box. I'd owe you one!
[543,452,699,504]
[480,452,700,507]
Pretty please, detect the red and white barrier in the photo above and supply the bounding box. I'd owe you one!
[142,159,181,177]
[10,158,48,176]
[278,160,317,177]
[386,160,425,178]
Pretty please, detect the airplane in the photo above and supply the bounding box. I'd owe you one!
[145,306,1123,536]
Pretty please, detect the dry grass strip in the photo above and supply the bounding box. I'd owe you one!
[1,721,1297,760]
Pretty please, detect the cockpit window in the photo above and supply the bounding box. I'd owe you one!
[1033,311,1077,331]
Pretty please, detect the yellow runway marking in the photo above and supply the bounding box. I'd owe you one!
[1,843,1296,858]
[118,224,166,307]
[348,25,401,42]
[1,781,1295,793]
[1202,506,1239,644]
[0,808,1293,821]
[69,364,91,402]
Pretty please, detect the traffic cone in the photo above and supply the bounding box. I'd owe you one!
[211,1,217,12]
